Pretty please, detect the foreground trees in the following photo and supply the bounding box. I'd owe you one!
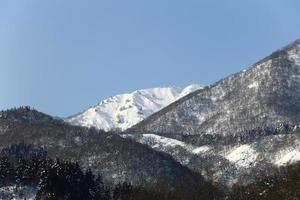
[1,143,300,200]
[227,162,300,200]
[0,143,221,200]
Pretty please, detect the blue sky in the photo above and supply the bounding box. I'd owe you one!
[1,0,300,117]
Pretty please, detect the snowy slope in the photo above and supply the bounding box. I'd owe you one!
[123,132,300,186]
[65,84,202,131]
[124,39,300,186]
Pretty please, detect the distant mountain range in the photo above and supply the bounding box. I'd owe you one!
[65,84,202,131]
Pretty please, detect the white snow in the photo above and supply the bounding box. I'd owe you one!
[123,134,189,149]
[144,134,187,148]
[225,144,258,168]
[248,81,259,89]
[192,146,211,154]
[274,148,300,166]
[65,84,202,131]
[179,84,202,97]
[122,134,210,155]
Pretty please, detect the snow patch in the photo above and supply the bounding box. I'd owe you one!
[122,134,210,155]
[192,146,210,154]
[225,144,258,168]
[274,148,300,166]
[248,81,259,89]
[136,134,188,148]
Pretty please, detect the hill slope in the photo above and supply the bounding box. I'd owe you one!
[130,39,300,146]
[0,107,209,190]
[124,39,300,186]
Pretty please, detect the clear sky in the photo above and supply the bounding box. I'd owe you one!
[1,0,300,117]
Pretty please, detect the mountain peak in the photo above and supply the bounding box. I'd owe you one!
[65,84,202,131]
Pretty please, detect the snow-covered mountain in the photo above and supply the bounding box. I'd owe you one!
[65,84,202,131]
[130,39,300,144]
[124,39,300,186]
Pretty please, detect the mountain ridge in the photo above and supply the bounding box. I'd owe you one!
[65,84,202,131]
[129,38,300,145]
[0,107,210,190]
